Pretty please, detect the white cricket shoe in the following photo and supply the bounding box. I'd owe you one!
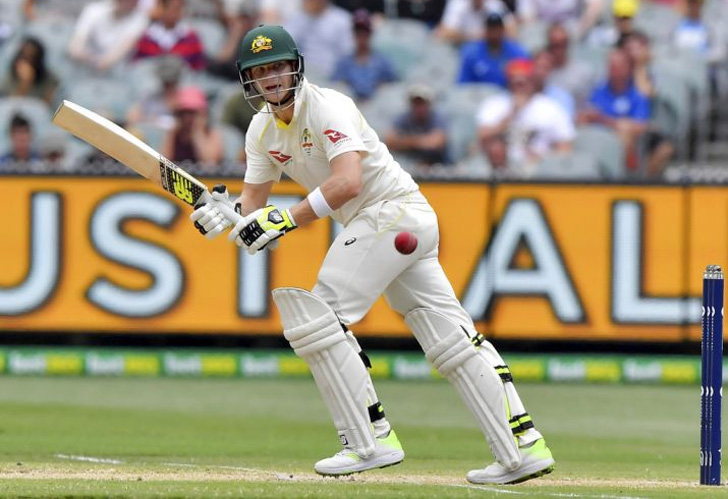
[466,438,555,485]
[314,430,405,476]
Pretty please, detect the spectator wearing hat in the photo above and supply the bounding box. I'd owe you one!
[69,0,149,73]
[161,86,223,169]
[476,58,575,172]
[0,113,41,170]
[384,83,449,169]
[330,9,397,101]
[126,55,185,130]
[457,12,529,87]
[578,49,650,170]
[436,0,517,44]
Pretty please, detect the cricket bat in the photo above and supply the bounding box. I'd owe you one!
[52,100,242,223]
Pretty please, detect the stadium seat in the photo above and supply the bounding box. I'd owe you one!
[446,112,478,164]
[651,66,691,141]
[210,84,245,123]
[124,58,190,99]
[653,47,709,99]
[517,21,548,53]
[634,3,680,45]
[442,84,503,163]
[570,45,609,81]
[219,124,244,163]
[184,72,231,103]
[17,17,78,85]
[188,18,226,58]
[573,125,625,179]
[61,77,134,122]
[131,122,167,152]
[358,82,411,135]
[532,151,601,180]
[405,42,459,92]
[371,19,430,78]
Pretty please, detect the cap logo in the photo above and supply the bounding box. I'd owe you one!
[251,35,273,54]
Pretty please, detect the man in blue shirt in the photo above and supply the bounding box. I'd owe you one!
[578,49,650,169]
[457,12,529,88]
[331,9,397,100]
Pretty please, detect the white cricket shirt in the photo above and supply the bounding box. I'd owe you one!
[244,79,419,226]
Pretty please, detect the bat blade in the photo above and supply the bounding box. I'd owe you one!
[52,100,207,207]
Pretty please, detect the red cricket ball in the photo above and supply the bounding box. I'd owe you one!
[394,231,418,255]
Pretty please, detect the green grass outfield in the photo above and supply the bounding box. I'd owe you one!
[0,377,723,498]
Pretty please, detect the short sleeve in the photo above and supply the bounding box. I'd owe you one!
[476,95,512,127]
[315,98,367,162]
[548,102,576,142]
[244,132,282,184]
[440,0,464,30]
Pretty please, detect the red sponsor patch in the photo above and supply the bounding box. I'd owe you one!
[324,129,348,144]
[269,151,292,163]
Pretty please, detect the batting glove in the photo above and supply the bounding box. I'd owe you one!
[190,184,236,239]
[229,205,297,254]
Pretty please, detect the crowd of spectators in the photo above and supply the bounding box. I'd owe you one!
[0,0,725,180]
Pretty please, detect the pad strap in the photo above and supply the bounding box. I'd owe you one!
[509,413,534,436]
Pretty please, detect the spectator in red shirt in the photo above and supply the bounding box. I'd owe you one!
[134,0,205,70]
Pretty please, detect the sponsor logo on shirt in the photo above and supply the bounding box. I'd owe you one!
[324,129,349,144]
[251,35,273,54]
[300,128,314,156]
[269,151,292,165]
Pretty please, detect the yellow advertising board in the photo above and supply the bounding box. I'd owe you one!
[0,177,721,342]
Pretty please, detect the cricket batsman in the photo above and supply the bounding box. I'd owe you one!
[190,24,554,484]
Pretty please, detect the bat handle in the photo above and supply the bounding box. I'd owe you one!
[217,202,244,226]
[199,189,244,225]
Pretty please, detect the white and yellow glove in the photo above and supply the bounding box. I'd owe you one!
[229,205,297,254]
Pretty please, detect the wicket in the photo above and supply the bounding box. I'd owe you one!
[701,264,724,485]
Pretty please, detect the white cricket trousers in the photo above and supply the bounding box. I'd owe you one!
[313,191,476,331]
